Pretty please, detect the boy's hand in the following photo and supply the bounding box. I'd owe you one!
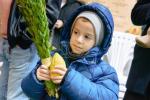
[50,65,67,84]
[36,65,51,81]
[54,20,63,29]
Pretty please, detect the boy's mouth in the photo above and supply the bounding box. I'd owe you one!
[73,44,82,50]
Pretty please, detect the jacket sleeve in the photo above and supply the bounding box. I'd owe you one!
[46,0,60,29]
[21,63,47,100]
[131,0,150,25]
[59,2,83,25]
[60,65,119,100]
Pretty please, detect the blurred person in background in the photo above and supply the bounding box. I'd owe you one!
[124,0,150,100]
[0,0,59,100]
[52,0,84,48]
[132,0,150,48]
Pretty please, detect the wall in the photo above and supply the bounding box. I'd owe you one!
[91,0,138,32]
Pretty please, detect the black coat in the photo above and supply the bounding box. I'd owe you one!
[52,0,83,48]
[8,0,60,49]
[58,0,83,24]
[126,0,150,95]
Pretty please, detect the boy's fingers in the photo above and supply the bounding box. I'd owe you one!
[37,69,50,78]
[37,67,51,81]
[51,69,66,76]
[39,68,50,75]
[39,72,50,79]
[37,70,50,81]
[52,80,61,84]
[54,65,67,71]
[41,65,48,69]
[38,75,50,81]
[51,75,63,80]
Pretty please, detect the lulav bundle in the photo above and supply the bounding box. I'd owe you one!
[16,0,50,58]
[16,0,66,98]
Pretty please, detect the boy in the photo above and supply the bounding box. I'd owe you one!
[21,3,119,100]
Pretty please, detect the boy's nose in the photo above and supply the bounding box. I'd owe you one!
[77,36,83,43]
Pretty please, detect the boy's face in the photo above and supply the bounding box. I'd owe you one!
[70,17,96,55]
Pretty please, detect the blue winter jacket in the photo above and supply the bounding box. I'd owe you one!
[21,3,119,100]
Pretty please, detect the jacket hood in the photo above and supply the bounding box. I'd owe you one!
[60,2,114,56]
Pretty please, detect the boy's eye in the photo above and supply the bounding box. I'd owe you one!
[73,31,78,34]
[85,35,89,39]
[85,35,92,39]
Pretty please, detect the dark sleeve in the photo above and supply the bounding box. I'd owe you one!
[46,0,60,29]
[131,0,150,25]
[59,2,83,24]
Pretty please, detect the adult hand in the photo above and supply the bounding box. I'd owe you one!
[54,20,64,29]
[147,27,150,33]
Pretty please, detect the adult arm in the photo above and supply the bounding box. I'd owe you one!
[59,2,83,25]
[131,0,150,25]
[46,0,60,29]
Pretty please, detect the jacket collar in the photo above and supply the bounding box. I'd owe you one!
[60,41,102,65]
